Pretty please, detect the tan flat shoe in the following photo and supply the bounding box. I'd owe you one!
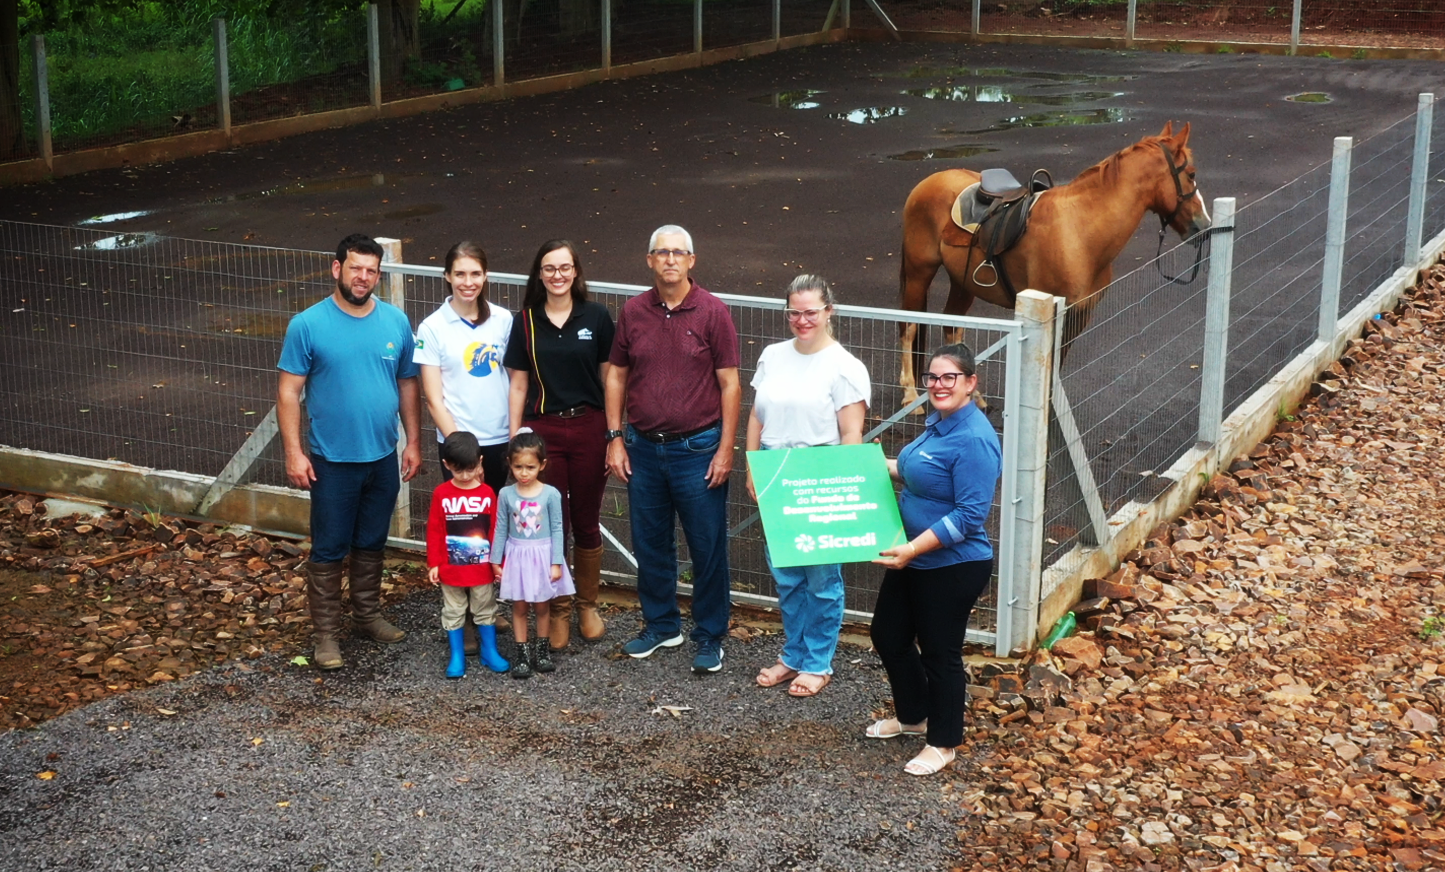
[756,662,800,688]
[865,717,926,739]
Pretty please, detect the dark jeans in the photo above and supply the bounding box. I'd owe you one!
[436,440,510,494]
[625,422,730,643]
[308,452,401,564]
[527,406,609,551]
[870,558,992,748]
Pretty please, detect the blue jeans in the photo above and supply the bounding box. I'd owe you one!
[308,452,401,563]
[625,424,730,643]
[767,551,845,675]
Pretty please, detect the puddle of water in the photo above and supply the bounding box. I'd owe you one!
[948,108,1131,134]
[903,86,1124,106]
[75,232,159,251]
[748,89,825,109]
[77,210,154,225]
[903,66,1137,86]
[383,203,445,220]
[1286,92,1332,103]
[888,144,1000,162]
[828,106,909,124]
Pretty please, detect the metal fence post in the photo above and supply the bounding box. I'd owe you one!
[601,0,612,73]
[1404,93,1434,270]
[31,35,52,170]
[694,0,703,55]
[1320,137,1352,345]
[1289,0,1302,55]
[1126,0,1137,48]
[213,17,231,137]
[493,0,505,86]
[1004,290,1055,655]
[377,236,411,539]
[972,0,980,36]
[842,0,850,31]
[367,3,382,109]
[772,0,781,44]
[1198,197,1236,445]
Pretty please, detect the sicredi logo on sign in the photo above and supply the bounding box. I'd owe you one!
[795,531,876,552]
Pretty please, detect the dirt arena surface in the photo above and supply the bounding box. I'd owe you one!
[7,41,1442,314]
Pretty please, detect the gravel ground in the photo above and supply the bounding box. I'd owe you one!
[1,599,968,872]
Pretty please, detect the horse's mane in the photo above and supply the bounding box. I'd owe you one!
[1071,134,1170,187]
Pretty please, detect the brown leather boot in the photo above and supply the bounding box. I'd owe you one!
[462,618,480,655]
[549,593,572,651]
[573,544,606,641]
[305,560,345,670]
[348,549,406,643]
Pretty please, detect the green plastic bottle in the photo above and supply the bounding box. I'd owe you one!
[1042,611,1077,650]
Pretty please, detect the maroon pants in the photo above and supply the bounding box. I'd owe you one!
[527,406,608,551]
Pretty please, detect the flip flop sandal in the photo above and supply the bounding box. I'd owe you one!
[865,717,927,739]
[787,673,831,698]
[756,662,800,688]
[904,745,955,776]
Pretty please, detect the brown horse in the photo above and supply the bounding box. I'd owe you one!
[898,121,1211,406]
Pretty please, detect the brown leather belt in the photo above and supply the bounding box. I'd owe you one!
[634,421,718,444]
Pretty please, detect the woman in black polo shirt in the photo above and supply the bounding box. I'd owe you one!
[504,239,616,651]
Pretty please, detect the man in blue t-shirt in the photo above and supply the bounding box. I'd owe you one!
[278,233,422,670]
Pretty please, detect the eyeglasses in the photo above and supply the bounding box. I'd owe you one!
[648,248,691,258]
[921,371,970,387]
[541,263,575,277]
[784,307,827,322]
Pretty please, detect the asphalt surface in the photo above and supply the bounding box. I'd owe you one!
[8,41,1441,307]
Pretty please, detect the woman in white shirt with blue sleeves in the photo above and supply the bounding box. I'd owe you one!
[745,274,870,698]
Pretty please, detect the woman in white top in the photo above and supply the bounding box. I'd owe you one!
[745,274,870,697]
[415,241,514,492]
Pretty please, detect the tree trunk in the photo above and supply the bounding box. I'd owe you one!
[377,0,420,87]
[0,0,22,161]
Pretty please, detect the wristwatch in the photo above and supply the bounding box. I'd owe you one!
[606,429,625,441]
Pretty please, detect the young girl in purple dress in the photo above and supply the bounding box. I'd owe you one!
[490,431,575,679]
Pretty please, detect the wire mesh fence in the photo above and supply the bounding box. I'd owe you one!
[227,17,372,126]
[1044,241,1210,569]
[1223,159,1331,407]
[0,223,333,483]
[0,223,1019,642]
[1044,94,1444,580]
[1429,102,1445,248]
[884,0,1445,49]
[1340,116,1414,311]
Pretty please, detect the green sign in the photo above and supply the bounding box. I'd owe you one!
[747,443,907,568]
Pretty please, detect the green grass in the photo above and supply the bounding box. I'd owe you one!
[25,2,367,147]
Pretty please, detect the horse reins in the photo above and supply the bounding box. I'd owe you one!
[1155,141,1222,285]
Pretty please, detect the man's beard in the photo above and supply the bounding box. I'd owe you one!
[338,278,373,307]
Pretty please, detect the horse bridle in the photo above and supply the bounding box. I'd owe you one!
[1155,141,1217,285]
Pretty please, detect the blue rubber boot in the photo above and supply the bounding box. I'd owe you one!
[477,624,510,673]
[446,628,467,679]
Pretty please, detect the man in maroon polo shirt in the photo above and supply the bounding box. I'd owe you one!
[605,225,741,674]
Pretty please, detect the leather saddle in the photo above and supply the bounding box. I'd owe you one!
[944,168,1054,303]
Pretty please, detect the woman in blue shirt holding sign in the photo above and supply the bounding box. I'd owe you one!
[870,342,1001,776]
[745,275,870,697]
